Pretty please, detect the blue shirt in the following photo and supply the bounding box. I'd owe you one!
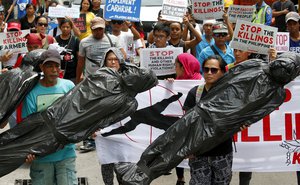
[196,34,215,60]
[22,78,76,163]
[290,39,300,53]
[198,43,235,73]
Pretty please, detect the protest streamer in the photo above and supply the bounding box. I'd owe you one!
[140,47,183,76]
[275,32,289,53]
[72,14,87,33]
[96,79,300,172]
[48,5,80,18]
[228,5,254,23]
[0,30,30,53]
[230,20,277,54]
[161,0,188,22]
[192,0,224,20]
[104,0,141,22]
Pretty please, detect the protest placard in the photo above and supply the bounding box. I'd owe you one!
[230,20,277,54]
[228,5,254,23]
[48,5,80,18]
[0,30,30,53]
[140,47,183,76]
[275,32,289,53]
[192,0,224,20]
[161,0,187,22]
[104,0,141,22]
[72,14,87,33]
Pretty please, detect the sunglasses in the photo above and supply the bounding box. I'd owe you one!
[111,20,124,25]
[37,22,48,27]
[213,33,228,37]
[203,67,220,74]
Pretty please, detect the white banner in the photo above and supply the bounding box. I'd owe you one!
[0,30,30,53]
[230,20,278,54]
[140,47,183,76]
[192,0,224,20]
[96,79,300,171]
[48,5,80,18]
[275,32,290,53]
[161,0,187,22]
[228,5,254,23]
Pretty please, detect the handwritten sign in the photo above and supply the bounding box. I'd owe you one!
[140,47,183,76]
[104,0,141,22]
[192,0,224,20]
[161,0,187,22]
[0,30,30,53]
[228,5,254,23]
[73,14,87,33]
[48,5,80,18]
[230,20,277,54]
[275,32,289,53]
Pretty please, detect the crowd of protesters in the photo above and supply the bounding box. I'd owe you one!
[0,0,300,184]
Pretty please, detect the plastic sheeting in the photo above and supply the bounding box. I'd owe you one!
[115,53,300,185]
[0,49,45,126]
[0,63,157,177]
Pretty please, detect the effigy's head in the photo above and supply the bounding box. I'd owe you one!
[269,52,300,85]
[22,49,46,72]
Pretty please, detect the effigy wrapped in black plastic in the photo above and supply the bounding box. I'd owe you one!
[0,49,45,126]
[115,52,300,185]
[0,63,158,177]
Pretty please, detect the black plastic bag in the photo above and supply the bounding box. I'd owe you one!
[0,49,45,126]
[0,63,157,177]
[115,53,300,185]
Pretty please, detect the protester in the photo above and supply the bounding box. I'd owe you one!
[286,12,300,53]
[55,18,80,82]
[272,0,295,31]
[77,0,95,40]
[91,0,103,17]
[34,15,56,48]
[20,4,36,30]
[7,0,32,19]
[252,0,272,25]
[23,48,77,185]
[197,22,235,73]
[184,55,232,185]
[0,5,6,32]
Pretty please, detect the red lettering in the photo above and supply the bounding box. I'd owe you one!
[241,128,260,142]
[284,88,292,102]
[292,152,300,164]
[240,24,245,31]
[296,113,300,139]
[237,31,243,38]
[285,113,293,140]
[263,115,282,141]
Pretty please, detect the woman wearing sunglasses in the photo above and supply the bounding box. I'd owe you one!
[34,15,56,49]
[184,55,233,185]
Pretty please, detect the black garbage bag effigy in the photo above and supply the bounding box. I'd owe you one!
[0,63,158,177]
[0,49,45,126]
[115,52,300,185]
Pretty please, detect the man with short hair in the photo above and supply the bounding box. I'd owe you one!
[197,22,235,73]
[272,0,295,32]
[23,48,77,185]
[76,17,123,84]
[252,0,272,25]
[287,12,300,53]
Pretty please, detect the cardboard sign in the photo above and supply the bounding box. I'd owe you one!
[73,14,87,33]
[230,20,278,54]
[228,5,254,23]
[192,0,224,20]
[0,30,30,53]
[275,32,289,53]
[104,0,141,22]
[140,47,183,76]
[48,6,80,18]
[161,0,188,22]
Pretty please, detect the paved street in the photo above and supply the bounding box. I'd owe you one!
[0,147,298,185]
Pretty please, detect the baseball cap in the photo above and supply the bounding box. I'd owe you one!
[285,12,300,23]
[91,17,105,30]
[212,22,228,34]
[203,19,216,26]
[7,22,21,31]
[41,49,61,65]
